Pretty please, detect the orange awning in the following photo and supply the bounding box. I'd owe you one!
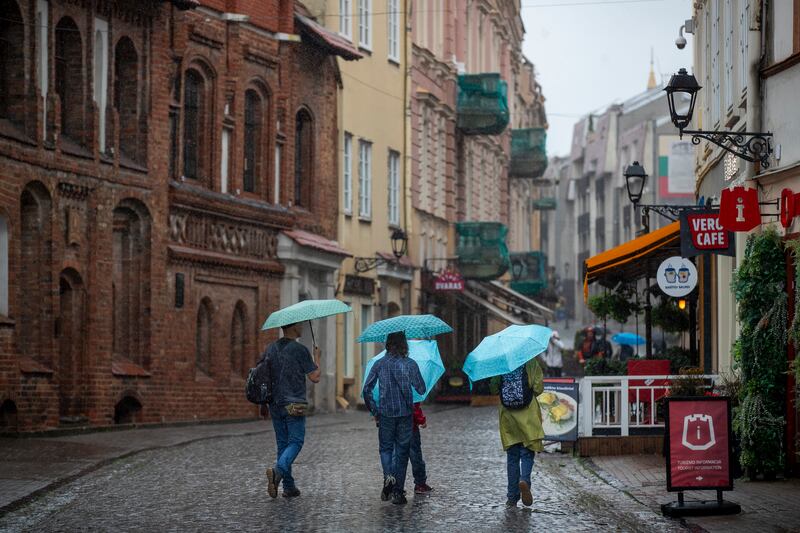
[583,221,681,300]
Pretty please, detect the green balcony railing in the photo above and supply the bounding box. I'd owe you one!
[456,74,509,136]
[455,221,510,280]
[509,251,548,296]
[509,128,548,178]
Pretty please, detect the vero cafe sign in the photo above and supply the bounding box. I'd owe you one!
[679,209,735,258]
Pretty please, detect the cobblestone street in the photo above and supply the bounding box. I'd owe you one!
[0,406,685,532]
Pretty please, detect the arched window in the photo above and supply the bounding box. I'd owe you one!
[243,90,263,194]
[183,67,212,182]
[114,37,140,163]
[58,268,85,418]
[19,182,52,365]
[55,17,85,145]
[230,302,247,377]
[294,109,313,208]
[196,297,212,374]
[112,201,151,368]
[0,214,7,316]
[0,0,25,129]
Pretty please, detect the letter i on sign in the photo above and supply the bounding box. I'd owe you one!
[736,198,745,222]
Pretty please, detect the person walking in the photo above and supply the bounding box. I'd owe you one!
[544,331,565,377]
[499,357,545,508]
[409,402,433,494]
[264,322,321,499]
[363,331,426,505]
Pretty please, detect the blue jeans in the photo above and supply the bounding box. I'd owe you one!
[270,405,306,489]
[506,444,535,501]
[408,429,427,485]
[379,415,413,494]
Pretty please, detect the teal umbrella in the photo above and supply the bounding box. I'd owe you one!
[361,340,444,403]
[262,299,352,346]
[462,324,552,382]
[356,314,452,343]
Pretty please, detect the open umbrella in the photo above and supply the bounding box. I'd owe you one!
[261,299,351,346]
[611,332,646,345]
[356,314,452,343]
[462,324,552,382]
[361,340,444,404]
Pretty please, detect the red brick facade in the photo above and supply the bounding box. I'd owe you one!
[0,0,342,431]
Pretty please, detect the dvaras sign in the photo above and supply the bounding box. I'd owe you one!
[679,209,735,257]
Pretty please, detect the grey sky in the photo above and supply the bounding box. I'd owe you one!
[520,0,694,157]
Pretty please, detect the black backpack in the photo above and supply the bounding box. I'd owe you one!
[245,346,274,405]
[499,364,533,409]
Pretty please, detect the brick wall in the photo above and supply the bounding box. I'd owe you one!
[0,0,340,431]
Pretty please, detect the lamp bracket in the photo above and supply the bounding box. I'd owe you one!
[681,129,773,168]
[354,255,401,273]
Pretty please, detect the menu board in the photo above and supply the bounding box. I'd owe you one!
[538,379,579,442]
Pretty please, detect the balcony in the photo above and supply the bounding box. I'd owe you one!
[509,128,548,178]
[455,222,510,280]
[509,252,548,296]
[456,74,509,136]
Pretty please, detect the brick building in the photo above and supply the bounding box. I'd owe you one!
[0,0,357,431]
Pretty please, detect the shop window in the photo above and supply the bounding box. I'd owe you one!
[183,66,213,182]
[0,0,26,130]
[112,200,151,368]
[114,37,141,163]
[243,90,263,194]
[230,301,247,377]
[55,17,85,145]
[196,297,212,375]
[294,109,313,208]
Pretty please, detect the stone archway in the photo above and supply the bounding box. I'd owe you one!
[57,268,86,422]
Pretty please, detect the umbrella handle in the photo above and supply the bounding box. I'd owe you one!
[309,320,317,349]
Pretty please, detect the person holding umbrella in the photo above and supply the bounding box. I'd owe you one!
[362,331,426,505]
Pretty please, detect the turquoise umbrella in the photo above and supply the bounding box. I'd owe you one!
[361,340,444,403]
[611,332,646,345]
[356,314,452,343]
[462,324,552,382]
[261,299,352,346]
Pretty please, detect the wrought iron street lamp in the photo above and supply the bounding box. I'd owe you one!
[623,162,706,233]
[665,68,773,168]
[354,228,409,273]
[623,161,647,205]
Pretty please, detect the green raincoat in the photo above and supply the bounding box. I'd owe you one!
[499,358,545,452]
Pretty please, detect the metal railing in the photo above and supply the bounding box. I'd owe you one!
[578,374,720,436]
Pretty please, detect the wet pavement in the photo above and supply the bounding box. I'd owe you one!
[0,406,686,532]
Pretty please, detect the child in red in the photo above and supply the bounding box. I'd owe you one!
[410,403,433,494]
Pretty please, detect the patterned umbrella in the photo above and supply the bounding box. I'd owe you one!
[356,314,452,343]
[361,340,445,403]
[462,324,552,382]
[261,299,352,346]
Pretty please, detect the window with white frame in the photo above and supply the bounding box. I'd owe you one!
[343,133,353,214]
[738,0,749,97]
[387,0,400,61]
[358,0,372,49]
[339,0,352,39]
[388,150,400,225]
[724,0,733,111]
[358,140,372,218]
[711,0,720,125]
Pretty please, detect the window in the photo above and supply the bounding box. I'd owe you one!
[738,0,749,96]
[221,128,231,193]
[55,17,85,145]
[243,90,263,193]
[0,214,7,316]
[183,69,207,180]
[711,0,720,125]
[230,302,247,378]
[339,0,352,39]
[0,0,26,130]
[274,143,282,203]
[358,140,372,218]
[294,109,313,207]
[724,0,733,110]
[115,37,141,162]
[388,150,400,225]
[37,0,49,139]
[343,132,353,214]
[196,298,212,375]
[358,0,372,49]
[387,0,399,61]
[94,19,108,153]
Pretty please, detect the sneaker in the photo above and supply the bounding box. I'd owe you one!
[518,481,533,506]
[282,487,301,498]
[266,467,282,499]
[391,491,408,505]
[414,483,433,494]
[381,475,395,502]
[505,499,518,508]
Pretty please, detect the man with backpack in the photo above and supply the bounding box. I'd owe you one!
[498,356,545,508]
[261,322,321,499]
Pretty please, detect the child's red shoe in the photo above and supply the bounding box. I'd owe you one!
[414,483,433,494]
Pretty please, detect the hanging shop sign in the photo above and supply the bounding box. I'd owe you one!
[680,209,735,257]
[719,186,761,232]
[661,397,740,517]
[780,188,800,228]
[657,256,697,297]
[432,269,465,292]
[344,274,375,296]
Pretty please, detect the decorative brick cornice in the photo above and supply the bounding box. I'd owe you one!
[57,182,91,201]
